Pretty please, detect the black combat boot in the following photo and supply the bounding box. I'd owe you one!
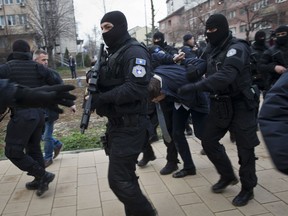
[232,189,254,206]
[160,162,178,175]
[25,177,40,190]
[36,171,55,197]
[137,154,156,167]
[212,176,239,193]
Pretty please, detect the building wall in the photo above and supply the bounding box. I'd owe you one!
[159,0,288,46]
[0,0,77,62]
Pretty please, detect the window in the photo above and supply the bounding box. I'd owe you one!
[7,15,16,26]
[227,11,236,19]
[18,14,26,25]
[230,27,236,35]
[275,0,287,3]
[4,0,13,4]
[0,16,5,26]
[253,0,268,11]
[240,25,246,33]
[16,0,25,3]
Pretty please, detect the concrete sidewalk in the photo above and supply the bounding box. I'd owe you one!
[1,131,288,216]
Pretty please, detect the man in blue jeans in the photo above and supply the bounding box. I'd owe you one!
[33,49,76,167]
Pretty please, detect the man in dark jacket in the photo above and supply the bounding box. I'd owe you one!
[148,58,209,178]
[178,14,259,207]
[0,40,64,197]
[258,71,288,175]
[91,11,156,216]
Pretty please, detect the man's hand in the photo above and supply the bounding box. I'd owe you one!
[177,83,197,96]
[15,84,77,113]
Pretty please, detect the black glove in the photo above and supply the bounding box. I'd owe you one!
[15,84,76,113]
[186,64,201,82]
[177,83,197,96]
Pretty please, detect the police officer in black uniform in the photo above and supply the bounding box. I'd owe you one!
[0,40,67,197]
[91,11,156,216]
[178,14,259,206]
[250,30,269,91]
[259,25,288,93]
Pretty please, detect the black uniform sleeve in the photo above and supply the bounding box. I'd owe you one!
[195,42,249,92]
[44,68,64,85]
[0,79,17,111]
[99,45,151,105]
[258,71,288,174]
[258,49,277,77]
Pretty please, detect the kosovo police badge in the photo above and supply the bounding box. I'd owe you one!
[132,65,146,77]
[226,48,237,57]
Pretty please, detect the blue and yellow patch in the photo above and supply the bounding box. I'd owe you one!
[135,58,146,66]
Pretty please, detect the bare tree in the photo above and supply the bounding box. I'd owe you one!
[26,0,76,68]
[233,0,272,41]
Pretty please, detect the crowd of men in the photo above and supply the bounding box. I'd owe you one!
[0,9,288,216]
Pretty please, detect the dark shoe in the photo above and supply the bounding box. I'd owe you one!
[230,132,236,143]
[212,177,239,193]
[186,129,193,136]
[200,149,206,155]
[149,135,159,144]
[36,172,55,197]
[232,189,254,206]
[160,162,178,175]
[44,159,53,168]
[172,169,196,178]
[137,155,156,167]
[25,178,40,190]
[53,144,63,159]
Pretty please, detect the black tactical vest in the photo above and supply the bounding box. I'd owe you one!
[206,38,252,97]
[6,60,47,88]
[98,40,145,92]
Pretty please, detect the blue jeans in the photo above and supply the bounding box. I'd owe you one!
[43,120,62,160]
[172,106,208,170]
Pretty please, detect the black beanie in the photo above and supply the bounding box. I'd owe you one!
[12,39,30,52]
[183,34,193,42]
[205,14,229,46]
[100,11,128,48]
[275,25,288,34]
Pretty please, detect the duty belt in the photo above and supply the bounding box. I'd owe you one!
[109,114,140,127]
[209,94,230,101]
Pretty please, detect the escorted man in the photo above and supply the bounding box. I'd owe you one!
[90,11,156,216]
[0,40,64,197]
[178,14,259,206]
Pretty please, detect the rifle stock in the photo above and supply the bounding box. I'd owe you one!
[80,43,105,134]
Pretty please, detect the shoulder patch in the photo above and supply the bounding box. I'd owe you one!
[135,58,146,66]
[226,48,237,57]
[132,65,146,77]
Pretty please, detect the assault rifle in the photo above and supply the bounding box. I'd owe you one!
[80,43,104,134]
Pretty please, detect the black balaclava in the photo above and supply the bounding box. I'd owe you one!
[153,31,165,48]
[275,25,288,46]
[205,14,229,46]
[254,30,266,46]
[100,11,129,48]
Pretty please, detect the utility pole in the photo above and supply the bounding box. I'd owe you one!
[102,0,106,14]
[144,0,148,45]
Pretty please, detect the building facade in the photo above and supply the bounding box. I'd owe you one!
[159,0,288,47]
[0,0,78,64]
